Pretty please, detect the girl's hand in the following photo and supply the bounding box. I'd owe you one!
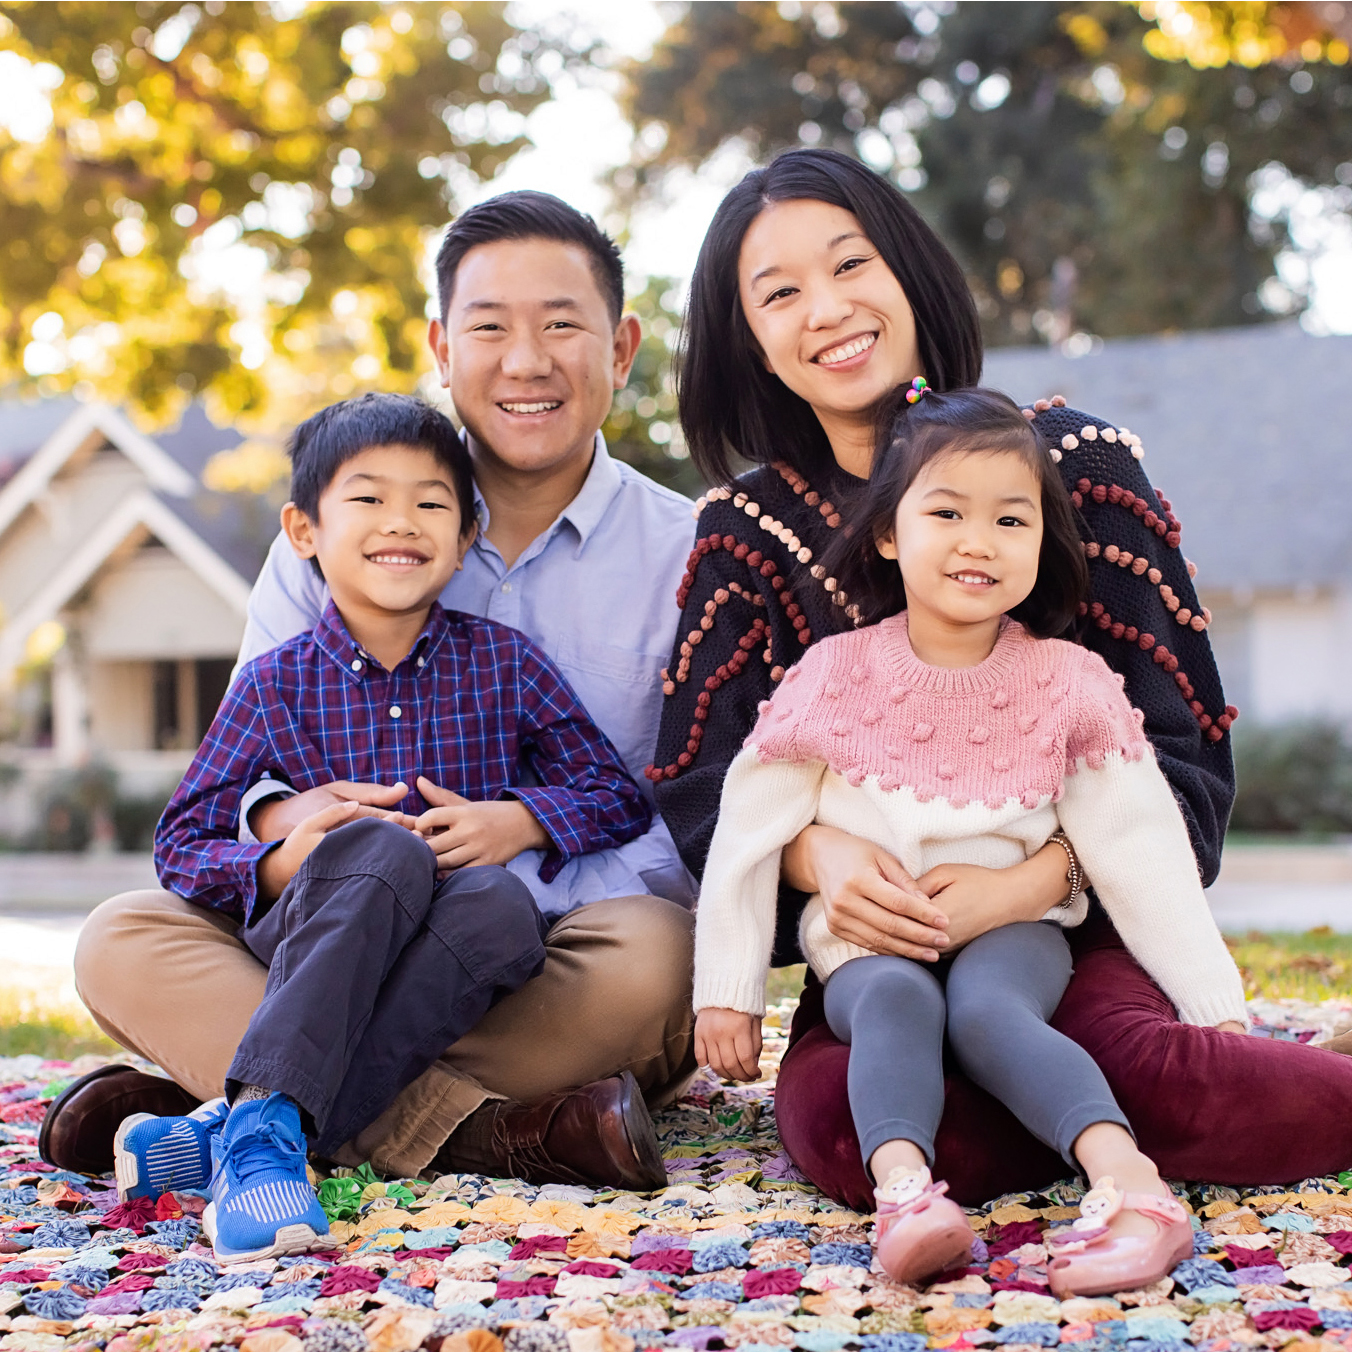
[916,844,1075,950]
[1215,1020,1246,1035]
[783,824,950,961]
[695,1008,763,1082]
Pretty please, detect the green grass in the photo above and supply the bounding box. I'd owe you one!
[1228,927,1352,1002]
[0,992,119,1061]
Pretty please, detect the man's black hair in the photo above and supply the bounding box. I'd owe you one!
[435,190,624,324]
[288,392,475,535]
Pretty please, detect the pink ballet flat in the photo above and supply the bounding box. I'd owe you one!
[1046,1176,1194,1298]
[872,1165,974,1285]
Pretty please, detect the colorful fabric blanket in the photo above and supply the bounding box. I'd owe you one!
[0,996,1349,1352]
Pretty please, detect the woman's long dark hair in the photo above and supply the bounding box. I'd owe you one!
[826,387,1089,639]
[679,147,983,487]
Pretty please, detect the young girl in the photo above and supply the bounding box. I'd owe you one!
[693,385,1247,1295]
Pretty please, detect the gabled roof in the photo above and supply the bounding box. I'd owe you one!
[0,398,271,671]
[983,324,1352,592]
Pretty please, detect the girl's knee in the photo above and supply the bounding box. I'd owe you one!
[825,955,945,1030]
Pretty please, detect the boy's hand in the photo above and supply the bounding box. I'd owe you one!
[695,1008,763,1082]
[251,780,412,842]
[415,776,549,871]
[256,800,410,901]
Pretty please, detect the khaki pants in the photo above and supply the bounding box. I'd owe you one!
[75,889,696,1178]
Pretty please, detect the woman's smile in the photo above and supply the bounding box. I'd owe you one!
[813,331,878,368]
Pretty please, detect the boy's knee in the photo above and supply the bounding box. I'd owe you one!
[311,817,434,884]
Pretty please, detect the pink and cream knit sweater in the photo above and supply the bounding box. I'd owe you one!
[693,611,1246,1029]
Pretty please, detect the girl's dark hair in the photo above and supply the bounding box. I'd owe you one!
[826,387,1088,639]
[679,147,983,486]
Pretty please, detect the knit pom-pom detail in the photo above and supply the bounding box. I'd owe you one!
[912,722,934,742]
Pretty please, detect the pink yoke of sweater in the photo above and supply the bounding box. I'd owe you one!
[745,611,1149,807]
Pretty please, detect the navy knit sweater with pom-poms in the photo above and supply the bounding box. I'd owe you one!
[649,402,1236,967]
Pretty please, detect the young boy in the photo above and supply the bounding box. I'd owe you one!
[137,392,653,1262]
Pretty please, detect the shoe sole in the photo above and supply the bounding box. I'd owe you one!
[113,1113,154,1201]
[614,1070,669,1192]
[202,1202,330,1263]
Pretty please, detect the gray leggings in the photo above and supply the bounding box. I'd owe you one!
[823,921,1130,1174]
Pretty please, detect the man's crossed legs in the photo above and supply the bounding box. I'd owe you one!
[62,871,695,1193]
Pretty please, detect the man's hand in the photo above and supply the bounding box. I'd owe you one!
[695,1008,763,1082]
[414,776,549,872]
[784,824,950,961]
[255,800,407,901]
[250,780,414,842]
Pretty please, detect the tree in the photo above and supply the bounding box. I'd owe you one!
[620,1,1352,346]
[0,1,559,426]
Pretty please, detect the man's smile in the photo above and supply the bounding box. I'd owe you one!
[498,400,563,415]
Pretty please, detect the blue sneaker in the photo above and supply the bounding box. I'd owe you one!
[114,1097,229,1201]
[203,1093,330,1262]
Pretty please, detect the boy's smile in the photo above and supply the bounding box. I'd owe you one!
[281,443,475,671]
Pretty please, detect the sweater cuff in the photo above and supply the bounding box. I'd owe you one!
[1173,987,1250,1030]
[693,971,766,1018]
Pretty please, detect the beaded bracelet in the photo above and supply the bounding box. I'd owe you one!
[1048,830,1084,908]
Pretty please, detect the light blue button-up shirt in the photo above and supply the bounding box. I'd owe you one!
[234,436,699,917]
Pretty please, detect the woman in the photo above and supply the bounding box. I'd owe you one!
[651,147,1352,1208]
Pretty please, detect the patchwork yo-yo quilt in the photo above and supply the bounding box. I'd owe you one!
[0,996,1350,1352]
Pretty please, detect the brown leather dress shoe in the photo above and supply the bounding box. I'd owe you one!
[39,1065,200,1176]
[440,1071,668,1191]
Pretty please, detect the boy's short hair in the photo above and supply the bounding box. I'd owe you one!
[435,190,624,325]
[288,393,475,533]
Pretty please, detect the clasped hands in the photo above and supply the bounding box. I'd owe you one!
[695,824,1243,1083]
[254,776,547,900]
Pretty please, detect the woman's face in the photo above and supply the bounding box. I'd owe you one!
[737,198,923,434]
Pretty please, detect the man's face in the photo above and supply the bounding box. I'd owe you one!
[429,238,641,478]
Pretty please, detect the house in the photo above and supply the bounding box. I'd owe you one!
[0,399,275,795]
[983,324,1352,727]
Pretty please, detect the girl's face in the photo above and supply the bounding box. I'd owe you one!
[737,199,922,465]
[878,448,1044,631]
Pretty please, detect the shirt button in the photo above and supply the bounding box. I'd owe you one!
[501,582,512,593]
[351,659,363,672]
[390,705,402,719]
[416,657,425,668]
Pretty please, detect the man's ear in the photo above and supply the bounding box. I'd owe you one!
[281,501,319,561]
[428,318,451,389]
[611,313,642,389]
[875,527,899,561]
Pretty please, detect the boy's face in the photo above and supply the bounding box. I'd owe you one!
[281,444,475,624]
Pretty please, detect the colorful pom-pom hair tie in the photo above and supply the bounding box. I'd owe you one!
[904,376,929,404]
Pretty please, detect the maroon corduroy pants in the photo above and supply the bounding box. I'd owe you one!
[774,908,1352,1208]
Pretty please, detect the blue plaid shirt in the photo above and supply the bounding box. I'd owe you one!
[155,601,652,921]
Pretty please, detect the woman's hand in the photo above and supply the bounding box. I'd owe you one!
[783,824,951,962]
[1215,1021,1246,1035]
[695,1008,763,1082]
[916,844,1070,950]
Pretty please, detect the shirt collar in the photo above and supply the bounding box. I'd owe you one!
[313,599,451,680]
[469,431,622,552]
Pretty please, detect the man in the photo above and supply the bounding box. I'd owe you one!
[48,192,699,1189]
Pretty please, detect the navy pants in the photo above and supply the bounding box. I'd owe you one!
[824,921,1130,1174]
[230,817,548,1156]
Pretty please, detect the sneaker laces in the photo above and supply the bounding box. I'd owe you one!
[212,1118,308,1191]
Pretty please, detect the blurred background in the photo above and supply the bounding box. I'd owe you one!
[2,1,1352,1034]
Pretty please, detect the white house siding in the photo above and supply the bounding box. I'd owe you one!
[80,547,245,662]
